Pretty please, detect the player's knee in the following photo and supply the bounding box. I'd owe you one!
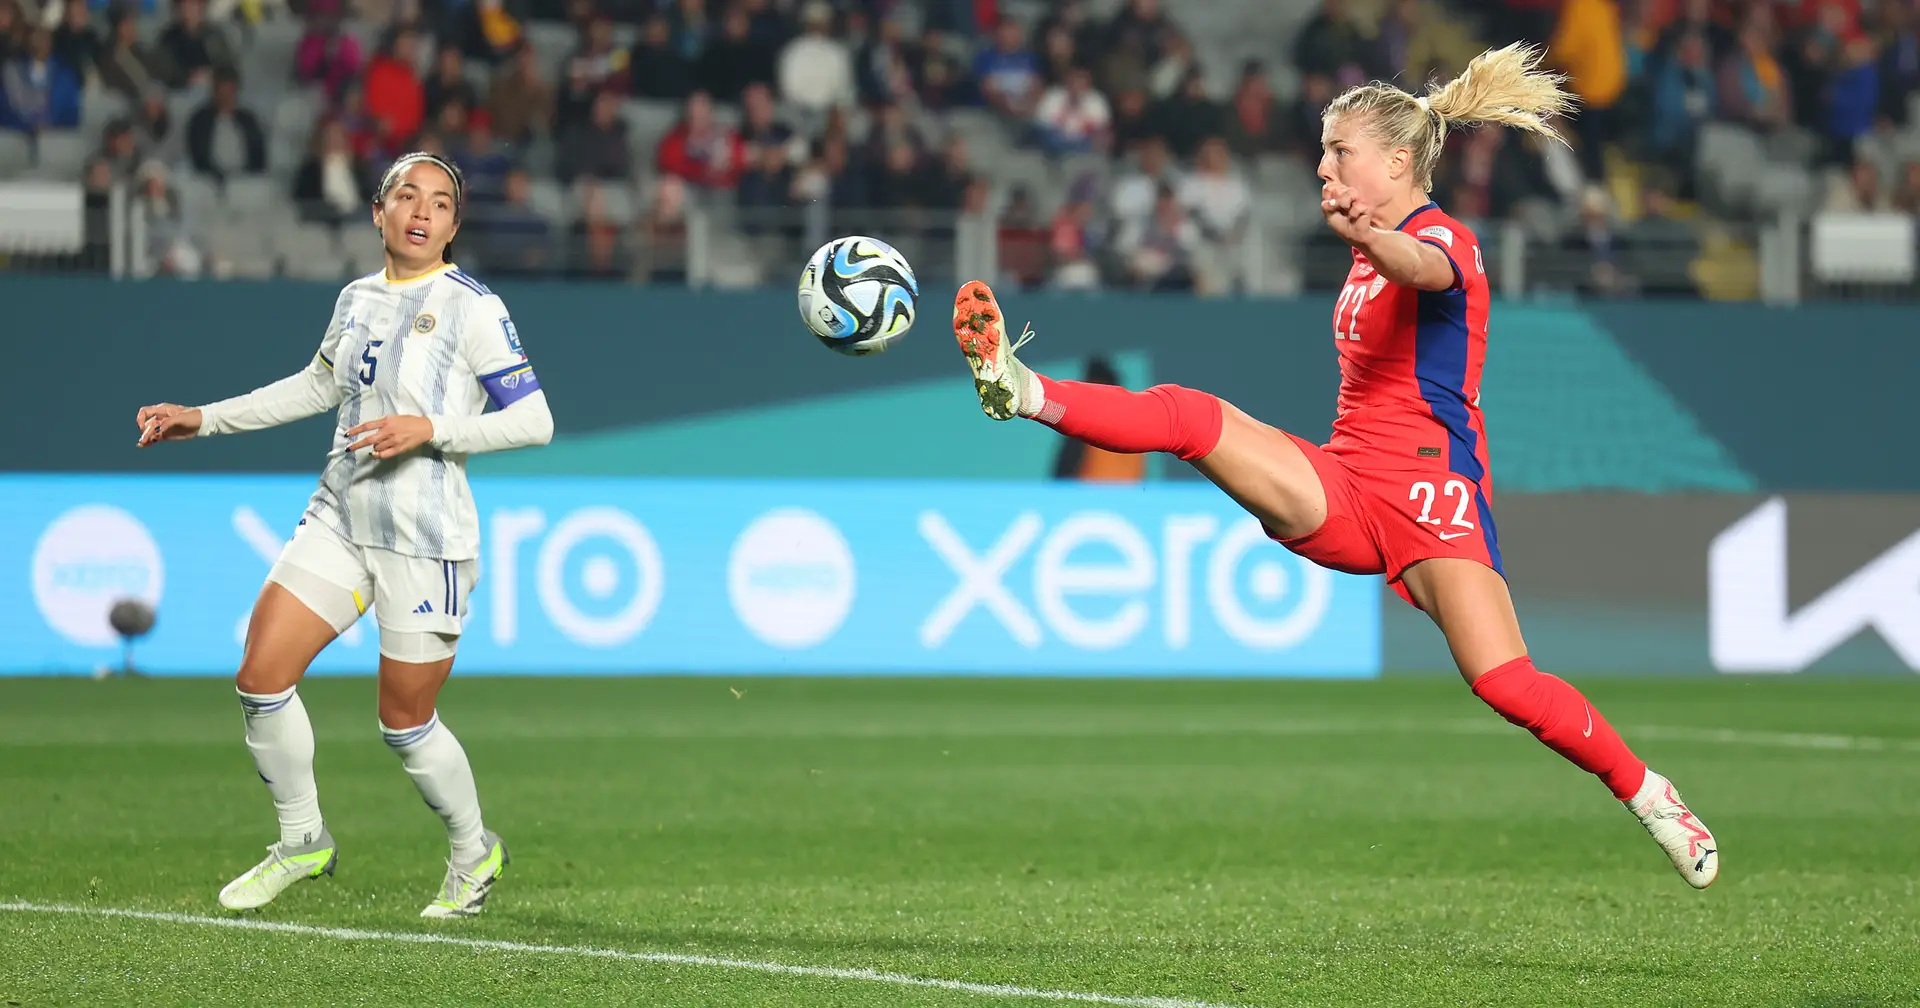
[234,657,297,696]
[1145,384,1224,461]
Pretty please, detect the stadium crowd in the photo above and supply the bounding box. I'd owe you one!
[6,0,1920,290]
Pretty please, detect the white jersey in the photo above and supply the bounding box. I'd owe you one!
[199,263,547,562]
[308,264,537,561]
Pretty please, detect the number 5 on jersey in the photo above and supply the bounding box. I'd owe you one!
[359,340,385,386]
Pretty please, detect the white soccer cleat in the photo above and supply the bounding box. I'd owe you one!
[420,831,509,919]
[1626,769,1719,889]
[952,281,1037,421]
[217,830,338,910]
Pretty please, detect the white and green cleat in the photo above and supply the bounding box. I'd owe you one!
[952,281,1039,421]
[217,830,338,910]
[420,831,509,919]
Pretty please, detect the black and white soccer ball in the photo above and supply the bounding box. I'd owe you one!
[797,236,919,356]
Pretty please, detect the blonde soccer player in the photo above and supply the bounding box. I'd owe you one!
[135,152,554,916]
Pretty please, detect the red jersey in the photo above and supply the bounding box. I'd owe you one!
[1326,202,1492,487]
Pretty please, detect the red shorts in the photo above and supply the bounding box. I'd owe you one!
[1271,435,1504,608]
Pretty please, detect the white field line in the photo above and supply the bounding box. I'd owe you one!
[1620,723,1920,754]
[0,902,1248,1008]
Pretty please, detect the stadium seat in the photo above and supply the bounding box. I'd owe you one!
[524,21,576,78]
[528,177,566,223]
[0,131,36,176]
[224,175,279,212]
[620,99,681,152]
[272,90,324,150]
[80,88,132,139]
[241,20,303,101]
[31,131,89,180]
[577,179,637,222]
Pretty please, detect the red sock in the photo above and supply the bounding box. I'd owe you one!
[1032,378,1223,461]
[1470,656,1648,801]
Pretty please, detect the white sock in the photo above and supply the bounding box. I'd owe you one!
[238,686,326,849]
[381,711,488,865]
[1011,358,1048,419]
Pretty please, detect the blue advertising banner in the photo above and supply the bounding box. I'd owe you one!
[1,475,1381,677]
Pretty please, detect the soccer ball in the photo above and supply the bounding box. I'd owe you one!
[797,236,919,356]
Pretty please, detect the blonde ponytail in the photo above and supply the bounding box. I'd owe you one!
[1323,43,1577,193]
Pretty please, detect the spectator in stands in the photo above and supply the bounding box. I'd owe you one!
[1108,86,1154,155]
[909,28,964,109]
[1048,175,1103,290]
[655,89,744,190]
[364,28,426,157]
[1118,184,1196,291]
[133,90,180,165]
[738,0,787,49]
[628,14,687,102]
[1146,29,1194,100]
[564,14,632,128]
[97,10,161,102]
[670,0,713,63]
[1039,0,1101,66]
[739,81,793,152]
[292,117,372,225]
[472,167,554,275]
[975,17,1052,118]
[566,176,629,280]
[1033,64,1110,155]
[425,46,478,124]
[1099,0,1168,95]
[1037,24,1078,88]
[0,3,22,66]
[1550,0,1627,182]
[1644,30,1715,180]
[1293,0,1378,90]
[1154,67,1220,160]
[778,1,854,114]
[0,27,81,132]
[186,69,265,182]
[1432,122,1554,222]
[1784,1,1847,139]
[869,141,924,208]
[855,14,913,105]
[335,81,381,159]
[1892,160,1920,214]
[489,43,553,145]
[1719,7,1794,129]
[135,159,204,277]
[637,174,690,283]
[736,136,792,224]
[1825,36,1882,157]
[862,99,924,167]
[1879,1,1920,126]
[1823,156,1888,211]
[1284,72,1335,159]
[100,119,139,178]
[698,3,773,102]
[293,2,362,103]
[1111,133,1178,232]
[452,0,524,66]
[921,135,975,209]
[50,0,99,77]
[1180,136,1249,290]
[791,134,864,206]
[82,156,113,271]
[1221,60,1285,158]
[1489,0,1562,46]
[457,109,513,199]
[559,87,632,182]
[1378,0,1479,84]
[155,0,235,90]
[996,182,1047,286]
[1657,0,1730,62]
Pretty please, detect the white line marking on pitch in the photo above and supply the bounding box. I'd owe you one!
[0,902,1247,1008]
[1622,724,1920,753]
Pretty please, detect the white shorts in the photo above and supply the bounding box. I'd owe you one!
[268,518,477,641]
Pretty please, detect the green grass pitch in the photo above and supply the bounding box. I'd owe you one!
[2,675,1917,1006]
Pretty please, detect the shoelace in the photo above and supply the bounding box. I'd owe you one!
[437,861,485,904]
[1010,322,1037,354]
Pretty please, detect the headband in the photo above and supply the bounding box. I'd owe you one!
[374,152,465,219]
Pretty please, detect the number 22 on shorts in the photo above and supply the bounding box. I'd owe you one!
[1409,479,1476,539]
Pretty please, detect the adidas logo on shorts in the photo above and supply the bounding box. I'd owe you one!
[413,600,433,614]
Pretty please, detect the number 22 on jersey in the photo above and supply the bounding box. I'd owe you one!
[1333,281,1371,341]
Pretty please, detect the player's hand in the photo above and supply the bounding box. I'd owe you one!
[1321,182,1377,247]
[345,415,435,460]
[135,404,201,447]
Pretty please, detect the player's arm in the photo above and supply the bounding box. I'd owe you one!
[432,297,553,455]
[1321,183,1460,292]
[136,300,349,447]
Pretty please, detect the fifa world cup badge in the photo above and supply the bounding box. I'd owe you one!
[413,313,437,334]
[501,318,523,357]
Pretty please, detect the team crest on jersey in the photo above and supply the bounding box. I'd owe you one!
[1369,276,1387,296]
[1416,225,1455,247]
[413,313,437,334]
[501,318,523,357]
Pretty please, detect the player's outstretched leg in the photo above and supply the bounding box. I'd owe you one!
[1404,559,1719,888]
[378,651,508,918]
[220,582,343,911]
